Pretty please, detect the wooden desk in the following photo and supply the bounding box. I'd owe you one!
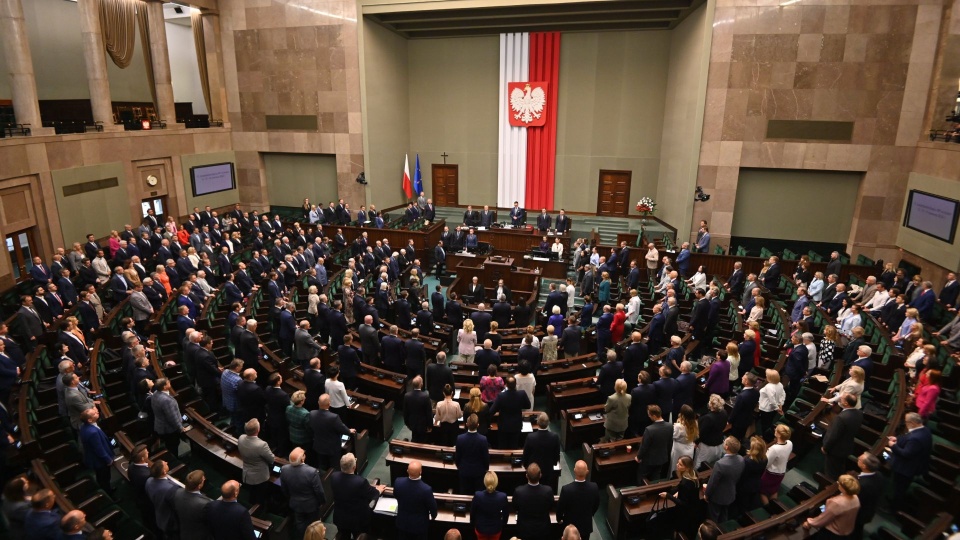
[357,363,408,406]
[548,377,604,419]
[582,437,641,488]
[559,404,606,450]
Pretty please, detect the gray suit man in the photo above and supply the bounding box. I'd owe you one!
[705,437,745,523]
[173,470,213,540]
[63,375,95,430]
[358,317,380,364]
[239,419,275,505]
[280,447,327,539]
[151,379,183,456]
[17,302,44,348]
[130,289,153,322]
[294,323,322,367]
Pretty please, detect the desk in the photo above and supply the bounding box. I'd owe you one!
[548,377,604,419]
[582,437,641,488]
[451,260,541,294]
[357,363,408,406]
[559,404,606,450]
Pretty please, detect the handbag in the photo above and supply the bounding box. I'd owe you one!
[645,494,671,530]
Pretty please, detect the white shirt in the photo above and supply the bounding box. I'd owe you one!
[840,314,862,337]
[551,243,563,256]
[766,440,793,474]
[688,272,707,291]
[805,342,817,370]
[626,296,642,324]
[864,290,890,311]
[759,382,785,412]
[325,379,349,408]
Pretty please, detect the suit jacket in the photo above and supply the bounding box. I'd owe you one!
[491,302,513,328]
[279,462,326,512]
[308,408,350,456]
[404,338,427,373]
[673,372,697,417]
[80,422,114,469]
[64,386,94,429]
[404,389,433,434]
[24,509,62,540]
[294,328,322,363]
[640,420,673,466]
[331,471,381,531]
[489,389,531,433]
[204,499,255,540]
[357,323,380,358]
[145,476,182,533]
[302,368,325,412]
[706,453,745,506]
[822,408,864,459]
[856,472,883,525]
[17,306,44,340]
[455,431,490,476]
[522,429,561,476]
[394,477,438,534]
[513,483,554,539]
[557,480,600,535]
[173,490,213,540]
[195,348,221,389]
[729,387,760,435]
[152,391,182,435]
[890,426,932,478]
[237,380,266,423]
[381,335,406,372]
[426,363,454,403]
[940,280,959,307]
[470,311,492,342]
[239,434,275,485]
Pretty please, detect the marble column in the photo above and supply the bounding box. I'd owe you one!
[201,10,230,128]
[0,0,53,135]
[77,0,122,131]
[144,0,183,128]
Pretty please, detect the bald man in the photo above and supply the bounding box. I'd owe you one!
[394,461,438,540]
[308,394,354,471]
[59,510,86,540]
[280,447,326,539]
[557,460,600,537]
[204,481,255,540]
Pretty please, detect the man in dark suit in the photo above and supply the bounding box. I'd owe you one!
[279,447,326,539]
[470,304,492,342]
[517,336,540,372]
[560,316,582,358]
[596,350,623,397]
[724,262,745,299]
[195,336,222,413]
[825,251,842,279]
[204,480,256,540]
[425,352,454,403]
[822,393,864,479]
[647,304,666,351]
[294,320,323,368]
[145,460,182,539]
[510,202,525,226]
[763,256,781,290]
[555,209,571,234]
[522,413,561,488]
[462,205,479,227]
[237,369,266,425]
[939,272,958,309]
[596,305,614,357]
[173,470,213,540]
[557,460,600,538]
[445,293,464,331]
[78,408,114,493]
[415,302,434,337]
[673,361,697,419]
[264,373,291,452]
[356,315,380,366]
[394,461,438,540]
[854,452,883,539]
[705,437,745,522]
[489,377,531,449]
[728,372,760,441]
[404,376,433,443]
[23,489,61,540]
[309,394,354,471]
[331,452,386,539]
[635,405,672,482]
[887,412,933,497]
[514,464,554,539]
[492,295,513,328]
[278,303,296,357]
[535,209,552,231]
[381,325,406,373]
[434,240,447,277]
[404,329,427,378]
[467,276,485,305]
[302,358,326,414]
[455,414,490,494]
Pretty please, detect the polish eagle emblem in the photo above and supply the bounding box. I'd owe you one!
[510,83,546,125]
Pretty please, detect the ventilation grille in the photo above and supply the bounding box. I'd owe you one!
[766,120,854,142]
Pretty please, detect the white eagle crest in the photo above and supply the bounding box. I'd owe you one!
[510,84,546,124]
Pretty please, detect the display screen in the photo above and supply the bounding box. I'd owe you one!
[903,190,960,243]
[190,162,236,196]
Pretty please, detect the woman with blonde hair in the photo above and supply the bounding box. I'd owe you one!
[307,285,320,327]
[818,325,841,371]
[760,424,793,504]
[108,230,120,258]
[463,386,490,434]
[737,436,769,514]
[163,215,177,237]
[64,316,86,347]
[471,471,508,540]
[803,474,861,538]
[602,379,630,442]
[658,455,702,538]
[487,321,502,351]
[669,404,698,472]
[822,366,865,409]
[458,319,478,363]
[186,247,200,270]
[541,325,558,362]
[343,283,355,325]
[726,342,741,388]
[695,394,728,469]
[303,520,326,540]
[598,271,612,305]
[892,307,919,342]
[748,296,765,323]
[155,264,171,294]
[759,369,785,439]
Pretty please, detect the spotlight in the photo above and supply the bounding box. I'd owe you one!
[356,172,367,185]
[694,186,710,202]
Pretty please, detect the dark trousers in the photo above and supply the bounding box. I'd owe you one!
[708,501,729,523]
[291,510,319,540]
[824,454,847,480]
[892,473,913,499]
[316,452,338,472]
[411,429,429,444]
[160,431,181,457]
[460,474,484,495]
[94,465,112,493]
[637,460,668,484]
[435,261,445,277]
[759,410,778,440]
[201,385,220,413]
[499,430,521,450]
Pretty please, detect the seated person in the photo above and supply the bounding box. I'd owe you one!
[551,238,564,258]
[539,236,550,252]
[465,229,479,252]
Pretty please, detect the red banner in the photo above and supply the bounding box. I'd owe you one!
[507,82,549,127]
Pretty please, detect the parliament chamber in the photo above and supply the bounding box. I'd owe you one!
[1,0,959,539]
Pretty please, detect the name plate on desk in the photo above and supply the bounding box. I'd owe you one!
[478,227,487,231]
[532,257,550,261]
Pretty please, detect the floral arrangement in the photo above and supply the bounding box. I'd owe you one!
[636,197,657,215]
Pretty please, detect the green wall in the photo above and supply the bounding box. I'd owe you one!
[182,151,239,210]
[263,153,338,208]
[51,162,131,245]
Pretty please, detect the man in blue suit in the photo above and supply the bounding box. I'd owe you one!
[909,282,936,322]
[177,286,199,318]
[676,242,691,277]
[146,460,182,539]
[204,480,256,540]
[331,452,386,539]
[394,461,438,540]
[23,489,61,540]
[887,412,933,498]
[455,414,490,494]
[510,201,525,226]
[596,305,614,357]
[279,302,297,357]
[79,408,115,493]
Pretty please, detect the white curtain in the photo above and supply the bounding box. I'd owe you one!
[497,32,529,208]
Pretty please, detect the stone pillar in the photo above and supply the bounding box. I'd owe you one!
[201,10,230,128]
[77,0,122,131]
[0,0,53,135]
[144,0,183,128]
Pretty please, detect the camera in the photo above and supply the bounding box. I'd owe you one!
[694,186,711,202]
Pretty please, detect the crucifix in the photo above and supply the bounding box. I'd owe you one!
[441,152,449,164]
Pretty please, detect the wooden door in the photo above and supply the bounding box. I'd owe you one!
[432,165,459,206]
[597,170,632,216]
[5,228,38,283]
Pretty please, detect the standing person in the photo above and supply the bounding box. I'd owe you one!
[886,412,932,499]
[151,378,184,457]
[670,405,698,473]
[458,319,478,363]
[455,414,490,495]
[644,243,659,282]
[695,394,728,469]
[489,377,531,449]
[403,376,433,443]
[513,464,554,540]
[736,436,768,516]
[204,481,256,540]
[704,437,745,523]
[308,394,354,471]
[434,384,463,446]
[145,460,182,540]
[522,413,562,488]
[760,425,793,505]
[172,471,213,540]
[822,394,863,480]
[727,372,760,442]
[470,471,508,540]
[657,456,703,539]
[802,475,861,539]
[758,370,785,440]
[635,405,673,482]
[602,379,631,442]
[78,408,114,494]
[556,460,600,539]
[279,447,326,540]
[394,461,438,540]
[238,419,276,506]
[854,453,883,539]
[331,453,386,540]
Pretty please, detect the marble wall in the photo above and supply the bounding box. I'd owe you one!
[217,0,365,211]
[694,0,945,267]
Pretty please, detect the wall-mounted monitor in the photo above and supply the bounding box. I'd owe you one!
[902,189,960,243]
[190,162,236,197]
